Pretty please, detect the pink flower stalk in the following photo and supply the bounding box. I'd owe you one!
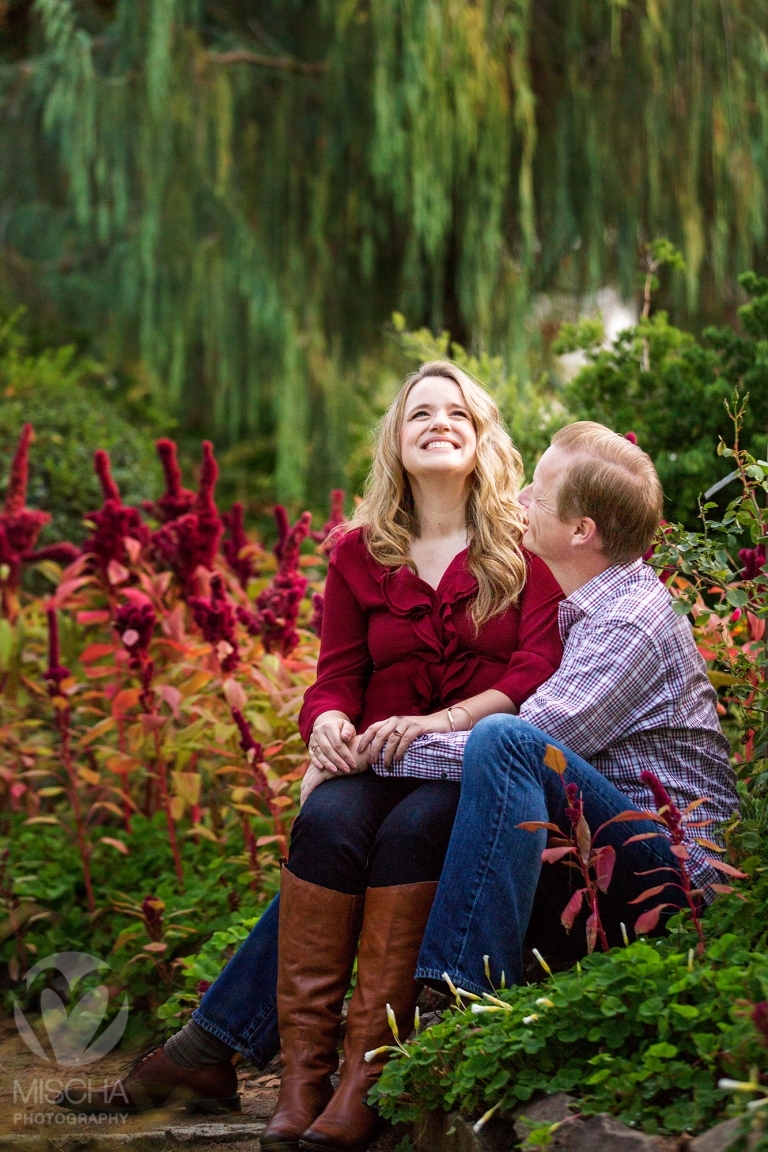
[114,600,157,671]
[310,489,346,545]
[152,439,196,523]
[740,544,766,581]
[564,781,583,829]
[222,502,261,588]
[624,431,638,445]
[639,770,683,840]
[189,573,239,672]
[83,451,151,578]
[255,507,312,655]
[0,425,52,611]
[310,591,324,636]
[152,442,223,594]
[231,706,263,762]
[44,608,70,695]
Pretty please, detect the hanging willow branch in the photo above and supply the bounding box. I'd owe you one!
[207,50,326,75]
[0,0,766,506]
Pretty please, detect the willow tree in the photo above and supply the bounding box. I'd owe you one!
[1,0,766,502]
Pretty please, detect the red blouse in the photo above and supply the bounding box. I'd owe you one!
[299,528,564,744]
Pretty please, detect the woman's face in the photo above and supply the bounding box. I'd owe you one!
[399,376,478,485]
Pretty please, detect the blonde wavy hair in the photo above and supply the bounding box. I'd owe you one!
[347,360,528,626]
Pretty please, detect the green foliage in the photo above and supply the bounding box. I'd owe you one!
[0,311,161,542]
[562,273,768,526]
[2,1,767,503]
[371,927,768,1136]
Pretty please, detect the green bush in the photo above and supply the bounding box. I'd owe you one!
[0,310,161,543]
[558,271,768,527]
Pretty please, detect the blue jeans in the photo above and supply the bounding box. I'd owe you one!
[195,715,687,1060]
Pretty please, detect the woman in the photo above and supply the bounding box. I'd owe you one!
[263,360,563,1152]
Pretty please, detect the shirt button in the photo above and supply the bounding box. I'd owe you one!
[440,771,447,780]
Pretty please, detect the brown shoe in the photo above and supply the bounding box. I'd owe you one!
[301,881,438,1152]
[261,869,364,1151]
[55,1046,240,1114]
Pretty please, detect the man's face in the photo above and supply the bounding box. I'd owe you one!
[518,445,578,564]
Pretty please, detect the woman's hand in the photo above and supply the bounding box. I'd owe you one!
[309,711,358,774]
[300,763,336,806]
[357,710,453,770]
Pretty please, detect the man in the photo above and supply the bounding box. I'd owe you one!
[64,422,737,1112]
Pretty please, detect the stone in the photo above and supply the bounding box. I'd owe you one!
[513,1093,575,1143]
[689,1115,757,1152]
[409,1111,517,1151]
[558,1114,676,1151]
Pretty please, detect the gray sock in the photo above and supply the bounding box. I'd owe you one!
[164,1020,236,1069]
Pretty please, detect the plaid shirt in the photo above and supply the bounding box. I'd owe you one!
[373,560,738,884]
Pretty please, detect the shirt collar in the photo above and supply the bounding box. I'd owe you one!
[558,560,645,635]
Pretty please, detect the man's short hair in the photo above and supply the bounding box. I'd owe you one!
[551,422,663,564]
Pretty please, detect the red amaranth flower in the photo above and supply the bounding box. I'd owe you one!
[639,769,683,840]
[44,608,70,696]
[624,431,638,445]
[83,451,151,579]
[0,425,51,597]
[189,573,239,672]
[310,489,346,547]
[230,706,263,762]
[740,544,766,581]
[251,507,311,655]
[152,439,196,523]
[114,599,157,669]
[310,591,324,636]
[564,782,583,829]
[222,502,262,589]
[152,441,223,594]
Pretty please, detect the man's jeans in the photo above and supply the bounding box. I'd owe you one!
[195,715,688,1061]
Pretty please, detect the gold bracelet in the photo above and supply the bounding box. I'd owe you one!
[447,708,455,732]
[452,703,475,730]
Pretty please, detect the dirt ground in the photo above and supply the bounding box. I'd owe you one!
[0,1014,402,1149]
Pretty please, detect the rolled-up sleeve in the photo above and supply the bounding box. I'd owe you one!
[298,561,372,743]
[520,622,663,758]
[490,556,564,708]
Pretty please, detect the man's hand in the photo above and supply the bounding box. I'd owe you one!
[357,710,453,769]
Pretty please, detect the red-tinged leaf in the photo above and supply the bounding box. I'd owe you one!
[634,904,673,934]
[707,884,734,895]
[77,610,110,625]
[747,611,766,642]
[694,838,725,853]
[48,576,92,607]
[263,742,285,757]
[543,744,568,775]
[124,536,143,564]
[634,866,681,876]
[143,941,167,953]
[560,888,586,930]
[141,713,165,734]
[670,844,690,860]
[624,832,666,844]
[596,810,664,833]
[516,821,563,833]
[100,837,130,855]
[255,835,282,847]
[80,643,116,663]
[706,858,748,878]
[681,797,709,815]
[107,559,130,586]
[157,684,182,719]
[84,664,118,680]
[585,912,598,954]
[628,883,677,904]
[112,688,141,717]
[541,846,576,864]
[685,819,714,828]
[576,814,591,863]
[595,845,616,893]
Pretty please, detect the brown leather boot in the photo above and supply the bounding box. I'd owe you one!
[54,1046,239,1113]
[300,881,438,1152]
[261,869,364,1151]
